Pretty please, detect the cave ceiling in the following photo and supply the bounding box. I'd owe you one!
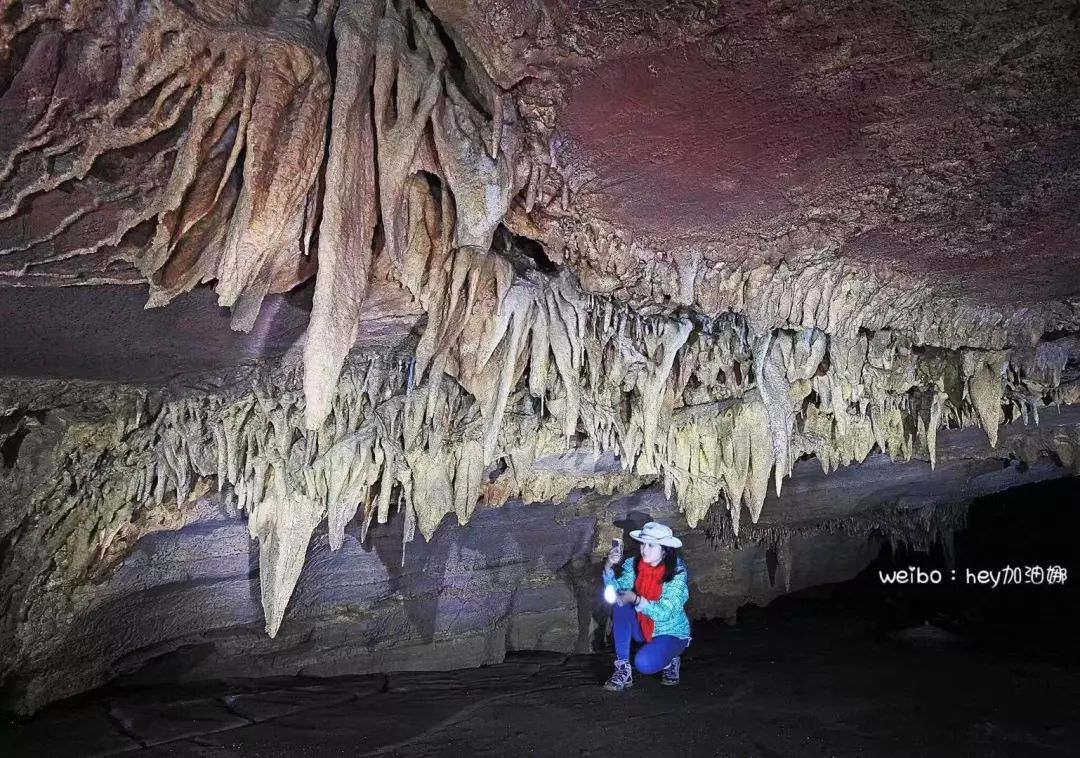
[2,1,1078,355]
[1,0,1080,654]
[559,1,1080,307]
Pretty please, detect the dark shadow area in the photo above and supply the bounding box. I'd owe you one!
[0,424,30,468]
[782,477,1080,666]
[0,284,314,383]
[492,224,560,275]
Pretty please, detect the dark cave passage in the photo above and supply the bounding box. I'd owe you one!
[814,477,1080,664]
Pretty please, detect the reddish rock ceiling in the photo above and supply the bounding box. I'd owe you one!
[559,0,1080,304]
[0,0,1078,380]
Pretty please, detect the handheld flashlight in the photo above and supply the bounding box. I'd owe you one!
[604,538,622,604]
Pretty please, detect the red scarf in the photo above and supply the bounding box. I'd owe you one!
[634,560,666,642]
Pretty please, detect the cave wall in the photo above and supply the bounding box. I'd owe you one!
[5,400,1077,713]
[1,487,878,713]
[1,0,1079,720]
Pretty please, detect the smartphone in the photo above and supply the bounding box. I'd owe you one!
[611,538,622,561]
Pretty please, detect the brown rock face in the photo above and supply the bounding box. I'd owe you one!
[0,0,1079,714]
[558,0,1080,306]
[0,0,331,320]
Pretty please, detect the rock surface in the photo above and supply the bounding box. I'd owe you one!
[1,0,1079,721]
[4,402,1077,712]
[6,601,1080,757]
[558,0,1080,306]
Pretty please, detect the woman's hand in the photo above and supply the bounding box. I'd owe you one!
[617,590,638,605]
[605,543,623,568]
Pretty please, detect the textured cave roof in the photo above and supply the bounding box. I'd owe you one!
[0,0,1078,377]
[554,0,1080,305]
[5,2,1080,701]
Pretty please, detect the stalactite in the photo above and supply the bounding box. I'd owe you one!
[304,0,380,431]
[373,0,444,271]
[966,352,1007,448]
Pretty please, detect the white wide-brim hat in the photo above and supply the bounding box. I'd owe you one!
[629,521,682,548]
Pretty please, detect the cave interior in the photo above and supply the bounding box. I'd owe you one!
[1,0,1079,755]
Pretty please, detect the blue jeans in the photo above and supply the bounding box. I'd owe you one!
[612,601,689,674]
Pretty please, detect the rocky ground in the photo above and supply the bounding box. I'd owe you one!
[6,593,1078,758]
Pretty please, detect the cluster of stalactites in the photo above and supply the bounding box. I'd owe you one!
[0,0,335,313]
[376,218,1079,537]
[27,272,1073,637]
[549,214,1068,353]
[303,0,529,432]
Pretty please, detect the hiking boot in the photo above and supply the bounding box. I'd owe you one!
[661,655,681,686]
[603,659,633,691]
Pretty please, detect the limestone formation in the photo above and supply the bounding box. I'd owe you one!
[2,313,1078,665]
[1,0,1079,715]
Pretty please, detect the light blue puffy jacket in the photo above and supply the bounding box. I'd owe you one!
[603,556,692,640]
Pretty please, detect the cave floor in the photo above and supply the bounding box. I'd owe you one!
[6,598,1079,758]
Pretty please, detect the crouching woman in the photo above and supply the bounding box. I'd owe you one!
[601,521,691,691]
